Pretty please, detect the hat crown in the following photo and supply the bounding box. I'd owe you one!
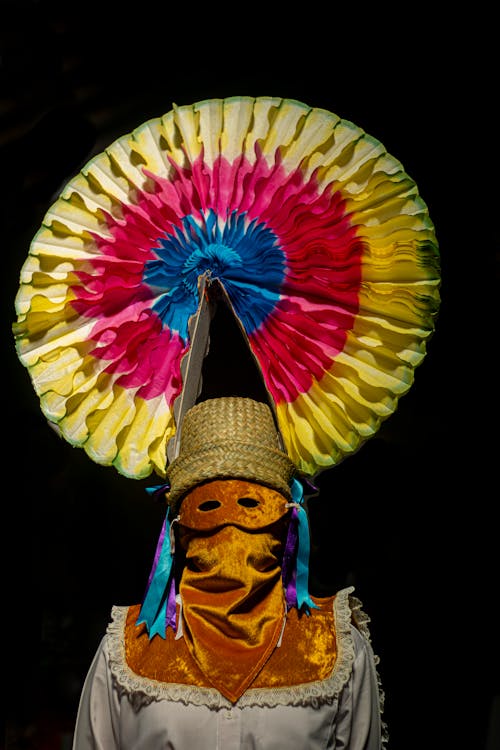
[166,397,295,508]
[178,397,281,454]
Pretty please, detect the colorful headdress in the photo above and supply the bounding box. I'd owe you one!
[12,96,440,490]
[12,96,440,636]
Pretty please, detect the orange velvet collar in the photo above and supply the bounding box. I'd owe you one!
[125,594,337,697]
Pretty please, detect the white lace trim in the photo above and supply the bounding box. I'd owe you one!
[349,593,389,748]
[107,586,357,710]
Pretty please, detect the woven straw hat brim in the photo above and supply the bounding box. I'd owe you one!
[166,441,295,508]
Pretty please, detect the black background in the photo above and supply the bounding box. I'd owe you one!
[2,3,497,749]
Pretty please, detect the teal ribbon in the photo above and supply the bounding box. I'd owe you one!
[137,501,176,638]
[290,477,318,614]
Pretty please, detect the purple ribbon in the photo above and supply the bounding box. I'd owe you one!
[282,506,299,609]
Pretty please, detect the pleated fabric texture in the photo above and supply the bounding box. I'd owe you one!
[13,96,441,481]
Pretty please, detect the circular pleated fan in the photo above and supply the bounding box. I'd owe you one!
[13,96,441,482]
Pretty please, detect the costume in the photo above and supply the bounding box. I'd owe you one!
[72,399,385,749]
[72,592,381,749]
[12,97,441,749]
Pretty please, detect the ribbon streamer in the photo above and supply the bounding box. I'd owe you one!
[283,478,318,613]
[137,502,178,637]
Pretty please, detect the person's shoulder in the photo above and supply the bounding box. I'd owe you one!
[315,586,378,652]
[97,603,141,653]
[342,588,376,644]
[106,603,139,629]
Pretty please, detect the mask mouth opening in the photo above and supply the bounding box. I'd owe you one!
[178,513,290,546]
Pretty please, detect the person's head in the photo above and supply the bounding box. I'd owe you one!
[164,397,296,566]
[137,396,314,639]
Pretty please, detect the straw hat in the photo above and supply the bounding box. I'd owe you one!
[166,397,296,509]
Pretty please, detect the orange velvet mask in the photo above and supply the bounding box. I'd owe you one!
[177,479,291,703]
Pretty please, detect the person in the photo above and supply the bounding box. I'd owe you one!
[12,95,440,750]
[72,396,386,749]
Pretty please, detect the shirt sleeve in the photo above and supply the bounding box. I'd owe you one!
[72,636,121,750]
[334,625,383,750]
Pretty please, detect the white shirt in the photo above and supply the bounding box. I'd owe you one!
[72,588,385,749]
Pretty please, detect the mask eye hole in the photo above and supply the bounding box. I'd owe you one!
[237,497,259,508]
[198,500,221,511]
